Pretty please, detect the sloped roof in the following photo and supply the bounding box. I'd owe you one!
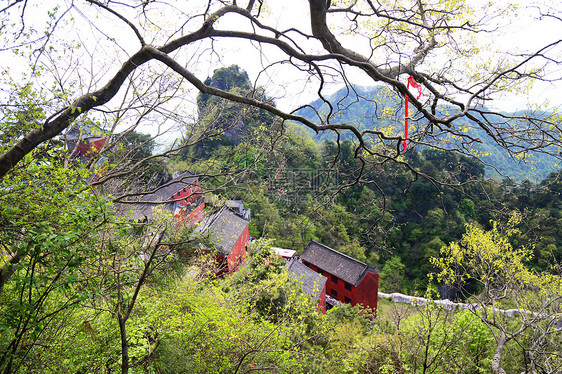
[115,171,199,221]
[300,240,378,286]
[225,199,251,221]
[286,258,327,300]
[196,206,249,256]
[66,122,111,142]
[139,171,198,203]
[226,200,244,210]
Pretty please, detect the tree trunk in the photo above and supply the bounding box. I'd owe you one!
[118,316,129,374]
[491,333,508,374]
[0,251,24,294]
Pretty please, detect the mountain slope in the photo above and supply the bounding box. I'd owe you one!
[295,86,559,182]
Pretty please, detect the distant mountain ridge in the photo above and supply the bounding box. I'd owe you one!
[296,85,396,142]
[295,85,559,182]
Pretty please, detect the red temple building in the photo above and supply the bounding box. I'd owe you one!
[65,123,109,159]
[123,170,205,225]
[300,240,379,311]
[196,204,251,275]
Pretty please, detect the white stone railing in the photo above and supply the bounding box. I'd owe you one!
[377,292,558,321]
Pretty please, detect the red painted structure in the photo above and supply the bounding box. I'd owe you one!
[196,205,251,275]
[65,123,109,159]
[176,199,205,225]
[318,283,327,314]
[75,137,108,157]
[65,125,110,182]
[300,240,379,311]
[170,181,201,208]
[225,224,250,273]
[129,171,205,225]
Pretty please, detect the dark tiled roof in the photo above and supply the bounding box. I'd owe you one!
[196,206,249,256]
[226,200,244,210]
[115,171,199,221]
[286,258,327,299]
[300,240,378,286]
[140,171,197,203]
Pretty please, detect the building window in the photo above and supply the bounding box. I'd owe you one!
[331,275,338,284]
[344,283,352,291]
[344,297,351,303]
[330,289,337,297]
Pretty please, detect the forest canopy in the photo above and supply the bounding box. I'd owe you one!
[1,0,562,373]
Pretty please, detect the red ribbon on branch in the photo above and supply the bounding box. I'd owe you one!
[403,76,422,151]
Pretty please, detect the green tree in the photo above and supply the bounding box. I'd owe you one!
[431,215,562,374]
[380,255,406,292]
[0,157,110,372]
[401,305,494,374]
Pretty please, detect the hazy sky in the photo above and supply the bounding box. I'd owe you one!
[2,0,561,122]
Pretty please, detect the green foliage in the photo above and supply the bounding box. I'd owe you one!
[197,65,252,114]
[184,89,562,294]
[0,83,46,151]
[144,273,324,373]
[105,130,168,188]
[297,85,559,183]
[184,65,280,160]
[0,154,111,372]
[380,256,406,292]
[431,217,562,373]
[400,307,493,374]
[226,239,322,326]
[431,215,537,289]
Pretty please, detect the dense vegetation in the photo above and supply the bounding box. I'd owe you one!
[1,65,561,373]
[171,66,562,294]
[2,0,562,371]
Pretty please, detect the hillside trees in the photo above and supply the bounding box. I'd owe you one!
[431,217,562,374]
[181,64,281,163]
[104,130,168,188]
[1,1,562,368]
[0,158,111,372]
[1,0,561,272]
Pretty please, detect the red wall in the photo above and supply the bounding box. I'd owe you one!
[355,272,379,311]
[226,225,250,274]
[76,137,107,156]
[302,262,353,304]
[175,202,205,225]
[171,182,204,226]
[171,184,200,206]
[318,284,327,314]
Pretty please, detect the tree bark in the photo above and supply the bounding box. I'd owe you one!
[118,315,129,374]
[491,333,508,374]
[0,250,25,294]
